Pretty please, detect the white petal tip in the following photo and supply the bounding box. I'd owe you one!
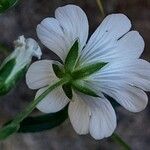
[26,38,42,59]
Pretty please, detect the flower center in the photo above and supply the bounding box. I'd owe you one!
[52,40,107,99]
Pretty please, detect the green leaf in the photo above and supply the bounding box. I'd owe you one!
[64,40,79,72]
[0,123,19,140]
[62,83,73,99]
[72,62,107,79]
[52,64,64,78]
[72,80,99,97]
[18,105,68,133]
[0,0,19,13]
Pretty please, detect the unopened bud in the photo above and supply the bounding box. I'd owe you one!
[0,35,42,95]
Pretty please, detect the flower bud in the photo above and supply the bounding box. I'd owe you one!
[0,35,42,95]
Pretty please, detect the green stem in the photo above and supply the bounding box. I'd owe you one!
[0,78,68,140]
[13,78,68,125]
[96,0,105,16]
[112,133,131,150]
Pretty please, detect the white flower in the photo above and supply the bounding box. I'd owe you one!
[26,5,149,140]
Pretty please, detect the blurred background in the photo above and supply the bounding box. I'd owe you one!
[0,0,150,149]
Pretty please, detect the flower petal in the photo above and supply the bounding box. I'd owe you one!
[26,60,57,89]
[99,83,148,112]
[35,86,69,113]
[55,5,89,51]
[89,59,150,112]
[37,18,67,60]
[68,93,90,134]
[109,31,144,60]
[37,5,89,62]
[80,94,116,140]
[91,59,150,91]
[80,14,132,65]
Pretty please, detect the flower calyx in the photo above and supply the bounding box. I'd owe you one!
[52,40,107,99]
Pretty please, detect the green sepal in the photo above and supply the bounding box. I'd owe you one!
[64,40,79,73]
[0,58,16,80]
[62,83,73,99]
[0,58,16,95]
[0,0,19,13]
[0,123,20,140]
[72,80,99,97]
[52,64,64,78]
[0,59,29,95]
[72,62,107,79]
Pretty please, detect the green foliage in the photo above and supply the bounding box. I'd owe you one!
[0,58,16,95]
[0,58,16,80]
[0,105,68,138]
[18,105,68,133]
[0,0,19,13]
[53,40,107,98]
[0,79,68,140]
[72,80,99,97]
[62,83,73,99]
[52,64,64,78]
[0,58,28,95]
[72,62,107,79]
[64,40,79,72]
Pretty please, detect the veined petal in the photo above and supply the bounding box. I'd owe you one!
[89,59,150,112]
[109,31,144,60]
[97,82,148,112]
[82,31,144,64]
[79,94,116,140]
[68,93,90,134]
[26,60,57,89]
[35,86,69,113]
[55,5,89,52]
[37,5,89,62]
[37,18,67,60]
[80,14,132,65]
[91,59,150,91]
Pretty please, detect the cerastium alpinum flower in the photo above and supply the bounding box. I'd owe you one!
[25,4,149,140]
[0,4,149,144]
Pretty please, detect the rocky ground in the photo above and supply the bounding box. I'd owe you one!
[0,0,150,149]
